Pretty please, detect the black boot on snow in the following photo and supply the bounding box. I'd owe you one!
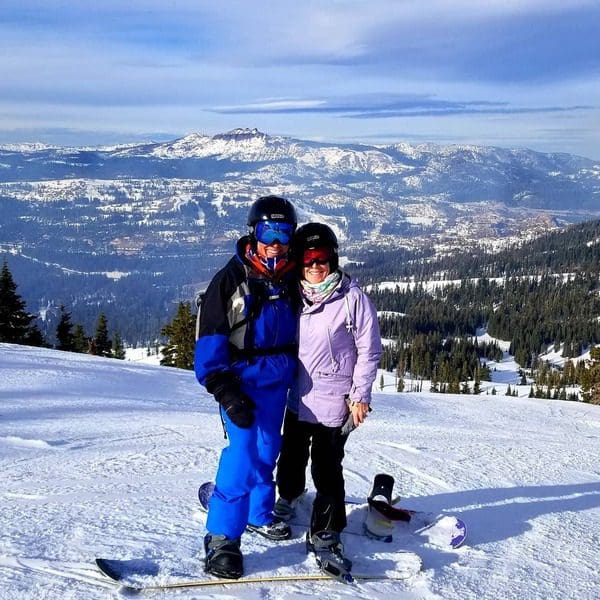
[246,519,292,540]
[204,534,243,579]
[306,530,353,583]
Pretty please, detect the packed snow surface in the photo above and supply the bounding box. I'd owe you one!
[1,343,599,599]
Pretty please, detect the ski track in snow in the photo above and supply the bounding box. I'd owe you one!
[1,343,599,599]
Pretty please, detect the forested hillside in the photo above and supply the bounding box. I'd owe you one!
[351,219,600,401]
[351,219,600,281]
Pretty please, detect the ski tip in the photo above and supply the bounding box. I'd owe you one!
[95,558,121,581]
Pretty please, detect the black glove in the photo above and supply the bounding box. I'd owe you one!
[207,373,256,428]
[217,387,256,428]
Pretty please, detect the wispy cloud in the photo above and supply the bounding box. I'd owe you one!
[0,1,599,159]
[210,94,593,119]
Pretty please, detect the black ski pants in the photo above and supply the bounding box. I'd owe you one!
[276,409,348,534]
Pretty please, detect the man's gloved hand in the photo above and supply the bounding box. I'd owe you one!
[216,386,256,428]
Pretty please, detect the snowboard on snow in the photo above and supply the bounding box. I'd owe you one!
[95,557,419,590]
[364,473,467,549]
[199,478,467,549]
[198,480,215,510]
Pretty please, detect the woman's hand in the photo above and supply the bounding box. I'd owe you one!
[351,401,369,427]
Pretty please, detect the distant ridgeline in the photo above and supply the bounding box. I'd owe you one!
[352,219,600,403]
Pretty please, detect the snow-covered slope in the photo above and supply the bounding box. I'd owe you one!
[1,343,599,599]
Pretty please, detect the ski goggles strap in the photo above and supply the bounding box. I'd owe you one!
[254,221,294,245]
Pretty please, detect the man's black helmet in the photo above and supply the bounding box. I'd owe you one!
[293,222,339,270]
[247,195,297,227]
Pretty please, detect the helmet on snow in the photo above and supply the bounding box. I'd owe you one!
[293,222,339,271]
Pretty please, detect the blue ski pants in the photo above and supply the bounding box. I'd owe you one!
[206,382,288,539]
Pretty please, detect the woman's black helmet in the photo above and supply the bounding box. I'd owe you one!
[247,195,297,228]
[293,222,339,270]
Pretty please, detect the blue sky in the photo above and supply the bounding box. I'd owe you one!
[1,0,599,159]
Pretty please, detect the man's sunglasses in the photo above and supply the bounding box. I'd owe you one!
[302,248,331,267]
[254,221,294,246]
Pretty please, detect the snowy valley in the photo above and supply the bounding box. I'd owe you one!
[2,129,599,344]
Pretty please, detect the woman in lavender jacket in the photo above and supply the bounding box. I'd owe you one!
[275,223,382,569]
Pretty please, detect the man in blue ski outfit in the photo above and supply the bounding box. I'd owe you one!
[194,196,299,579]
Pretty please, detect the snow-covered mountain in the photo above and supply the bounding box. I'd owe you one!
[1,343,598,599]
[2,128,599,255]
[1,129,599,341]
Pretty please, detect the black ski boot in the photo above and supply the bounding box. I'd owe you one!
[246,519,292,540]
[273,496,297,522]
[306,530,353,582]
[204,534,243,579]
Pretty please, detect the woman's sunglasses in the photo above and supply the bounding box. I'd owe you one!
[302,248,331,267]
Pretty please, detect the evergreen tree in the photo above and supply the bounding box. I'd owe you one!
[581,346,600,404]
[0,259,37,343]
[448,379,460,394]
[56,305,75,351]
[160,302,195,370]
[396,359,405,392]
[24,322,46,347]
[429,367,438,393]
[379,373,385,391]
[112,332,126,360]
[72,324,88,353]
[397,376,405,392]
[93,313,112,357]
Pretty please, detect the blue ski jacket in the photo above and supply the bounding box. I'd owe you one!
[194,236,298,392]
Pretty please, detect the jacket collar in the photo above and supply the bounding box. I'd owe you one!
[235,236,296,281]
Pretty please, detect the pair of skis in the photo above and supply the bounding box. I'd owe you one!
[95,557,418,590]
[95,474,467,591]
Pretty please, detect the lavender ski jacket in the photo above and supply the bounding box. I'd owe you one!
[288,272,382,427]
